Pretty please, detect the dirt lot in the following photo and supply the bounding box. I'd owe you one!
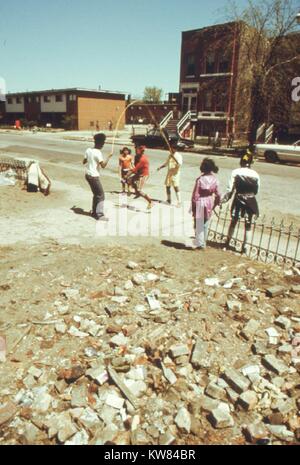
[0,183,300,445]
[0,159,299,445]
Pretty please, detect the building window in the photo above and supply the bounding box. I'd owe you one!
[44,96,51,103]
[205,52,216,74]
[7,97,13,104]
[204,91,213,111]
[219,54,230,73]
[16,97,22,104]
[216,92,227,112]
[186,54,195,76]
[55,95,63,102]
[36,97,40,103]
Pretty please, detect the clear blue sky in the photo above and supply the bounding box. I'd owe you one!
[0,0,248,97]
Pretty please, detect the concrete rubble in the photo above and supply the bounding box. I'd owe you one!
[0,246,300,445]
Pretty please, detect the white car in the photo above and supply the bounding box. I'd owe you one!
[255,140,300,163]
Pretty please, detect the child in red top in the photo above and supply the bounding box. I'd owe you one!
[127,145,152,209]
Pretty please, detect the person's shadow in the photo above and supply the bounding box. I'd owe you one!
[71,206,92,217]
[161,240,193,250]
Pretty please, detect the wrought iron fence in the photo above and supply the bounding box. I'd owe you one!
[208,205,300,267]
[0,158,27,180]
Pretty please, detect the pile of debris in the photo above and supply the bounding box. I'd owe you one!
[0,245,299,445]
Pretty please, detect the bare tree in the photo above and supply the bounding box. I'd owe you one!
[143,87,163,103]
[227,0,300,142]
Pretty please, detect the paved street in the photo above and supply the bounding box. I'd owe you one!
[1,131,299,226]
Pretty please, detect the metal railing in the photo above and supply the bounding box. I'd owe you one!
[177,111,192,135]
[159,111,174,129]
[0,158,27,180]
[208,205,300,267]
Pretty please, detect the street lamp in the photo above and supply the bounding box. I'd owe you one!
[296,13,300,24]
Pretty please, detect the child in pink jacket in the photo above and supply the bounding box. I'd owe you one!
[191,158,221,249]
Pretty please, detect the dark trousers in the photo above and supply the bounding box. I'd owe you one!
[85,175,105,218]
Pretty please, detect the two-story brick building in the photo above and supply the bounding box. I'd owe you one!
[179,21,253,140]
[1,88,126,130]
[179,21,300,141]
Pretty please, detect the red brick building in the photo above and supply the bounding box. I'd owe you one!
[125,94,180,125]
[179,21,300,141]
[179,21,253,140]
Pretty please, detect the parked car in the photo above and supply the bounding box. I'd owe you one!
[131,128,194,151]
[255,140,300,163]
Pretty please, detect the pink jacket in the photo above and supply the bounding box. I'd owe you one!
[191,174,221,220]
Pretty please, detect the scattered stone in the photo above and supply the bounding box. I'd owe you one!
[23,423,40,443]
[262,355,289,376]
[205,382,227,401]
[227,300,242,312]
[134,305,147,313]
[265,327,280,345]
[226,387,239,404]
[222,368,250,394]
[55,322,67,334]
[107,366,139,409]
[80,319,101,336]
[105,393,125,410]
[290,285,300,294]
[266,286,286,298]
[268,413,285,425]
[174,407,191,433]
[0,402,17,427]
[23,374,36,389]
[58,365,85,383]
[278,344,293,354]
[159,431,176,445]
[244,423,269,444]
[56,412,78,443]
[62,288,80,300]
[238,391,258,411]
[65,430,89,445]
[204,278,220,287]
[252,342,268,355]
[68,326,89,338]
[241,365,260,378]
[132,274,146,285]
[110,333,128,347]
[111,296,128,304]
[209,405,234,429]
[198,396,220,414]
[71,385,88,408]
[169,344,190,359]
[146,273,159,282]
[0,335,6,362]
[31,389,53,413]
[127,261,138,270]
[241,320,260,341]
[161,363,177,385]
[275,316,291,330]
[146,294,161,310]
[86,366,108,386]
[266,425,295,442]
[124,280,134,290]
